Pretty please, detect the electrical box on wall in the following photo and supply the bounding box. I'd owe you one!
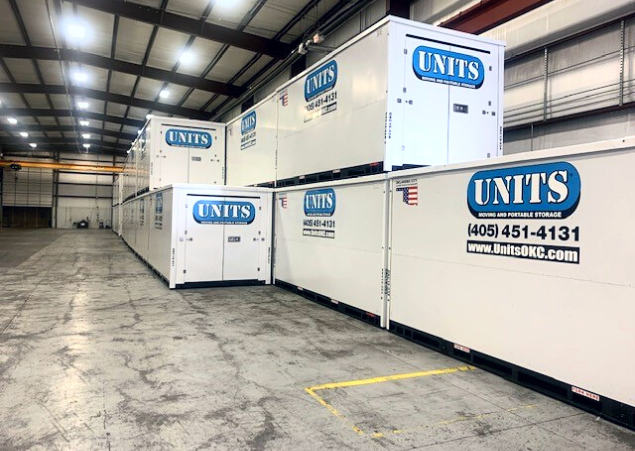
[274,16,505,182]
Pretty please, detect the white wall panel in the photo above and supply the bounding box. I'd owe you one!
[56,197,112,229]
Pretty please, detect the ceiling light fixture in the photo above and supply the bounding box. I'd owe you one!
[83,143,91,149]
[82,133,90,139]
[29,143,37,148]
[159,89,170,99]
[19,132,28,137]
[7,117,17,125]
[66,21,86,41]
[179,51,194,65]
[73,71,88,83]
[79,120,89,126]
[146,114,153,120]
[78,101,89,109]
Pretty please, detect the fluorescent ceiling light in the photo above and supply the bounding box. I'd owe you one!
[179,51,194,65]
[66,22,86,41]
[7,117,17,125]
[159,89,170,99]
[82,133,90,139]
[146,114,153,120]
[29,143,37,148]
[77,101,89,109]
[137,129,142,134]
[79,120,89,126]
[19,132,28,137]
[73,71,88,83]
[83,143,91,149]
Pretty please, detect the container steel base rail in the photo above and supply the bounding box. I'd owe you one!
[390,321,635,431]
[275,279,381,328]
[275,162,428,188]
[276,162,386,188]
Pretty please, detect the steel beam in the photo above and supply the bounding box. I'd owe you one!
[0,45,244,97]
[0,136,128,151]
[65,0,291,59]
[0,160,122,173]
[0,124,135,141]
[0,108,144,128]
[440,0,555,35]
[0,83,211,119]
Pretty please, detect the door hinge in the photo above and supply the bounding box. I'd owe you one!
[183,270,187,274]
[184,230,188,235]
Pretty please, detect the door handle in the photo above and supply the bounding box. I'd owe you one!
[187,238,193,242]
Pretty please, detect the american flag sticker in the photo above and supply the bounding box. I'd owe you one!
[280,90,289,107]
[396,184,418,206]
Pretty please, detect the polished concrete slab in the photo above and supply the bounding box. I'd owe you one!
[0,229,633,450]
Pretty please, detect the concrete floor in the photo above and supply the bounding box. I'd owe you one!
[0,230,634,451]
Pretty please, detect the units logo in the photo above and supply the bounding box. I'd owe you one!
[165,129,212,148]
[467,162,581,219]
[304,61,338,101]
[193,200,256,224]
[241,111,256,135]
[413,46,484,89]
[304,188,336,217]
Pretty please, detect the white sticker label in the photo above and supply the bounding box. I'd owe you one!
[572,386,600,402]
[454,344,471,353]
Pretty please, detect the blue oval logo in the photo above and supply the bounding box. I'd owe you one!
[467,162,581,219]
[193,200,256,224]
[413,46,484,89]
[165,129,212,148]
[304,188,336,217]
[304,61,338,101]
[241,111,256,135]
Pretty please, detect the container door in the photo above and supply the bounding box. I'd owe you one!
[188,142,222,185]
[183,195,224,283]
[447,41,500,163]
[159,124,189,187]
[401,35,450,167]
[222,197,262,281]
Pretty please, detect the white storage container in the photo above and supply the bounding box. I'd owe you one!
[275,16,505,182]
[226,94,277,187]
[112,175,123,236]
[123,184,273,289]
[135,117,225,194]
[387,137,635,412]
[112,205,120,235]
[274,175,389,326]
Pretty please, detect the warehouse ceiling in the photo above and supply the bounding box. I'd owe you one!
[0,0,356,158]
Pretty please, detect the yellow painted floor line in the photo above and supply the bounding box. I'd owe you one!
[304,365,477,436]
[305,387,366,435]
[308,365,476,392]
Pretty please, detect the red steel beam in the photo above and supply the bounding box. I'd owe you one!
[440,0,555,35]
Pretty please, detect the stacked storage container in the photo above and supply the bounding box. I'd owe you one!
[228,16,505,187]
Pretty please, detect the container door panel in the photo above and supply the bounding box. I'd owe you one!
[188,146,222,185]
[447,41,500,163]
[184,195,224,283]
[222,197,261,281]
[159,125,189,187]
[402,36,450,167]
